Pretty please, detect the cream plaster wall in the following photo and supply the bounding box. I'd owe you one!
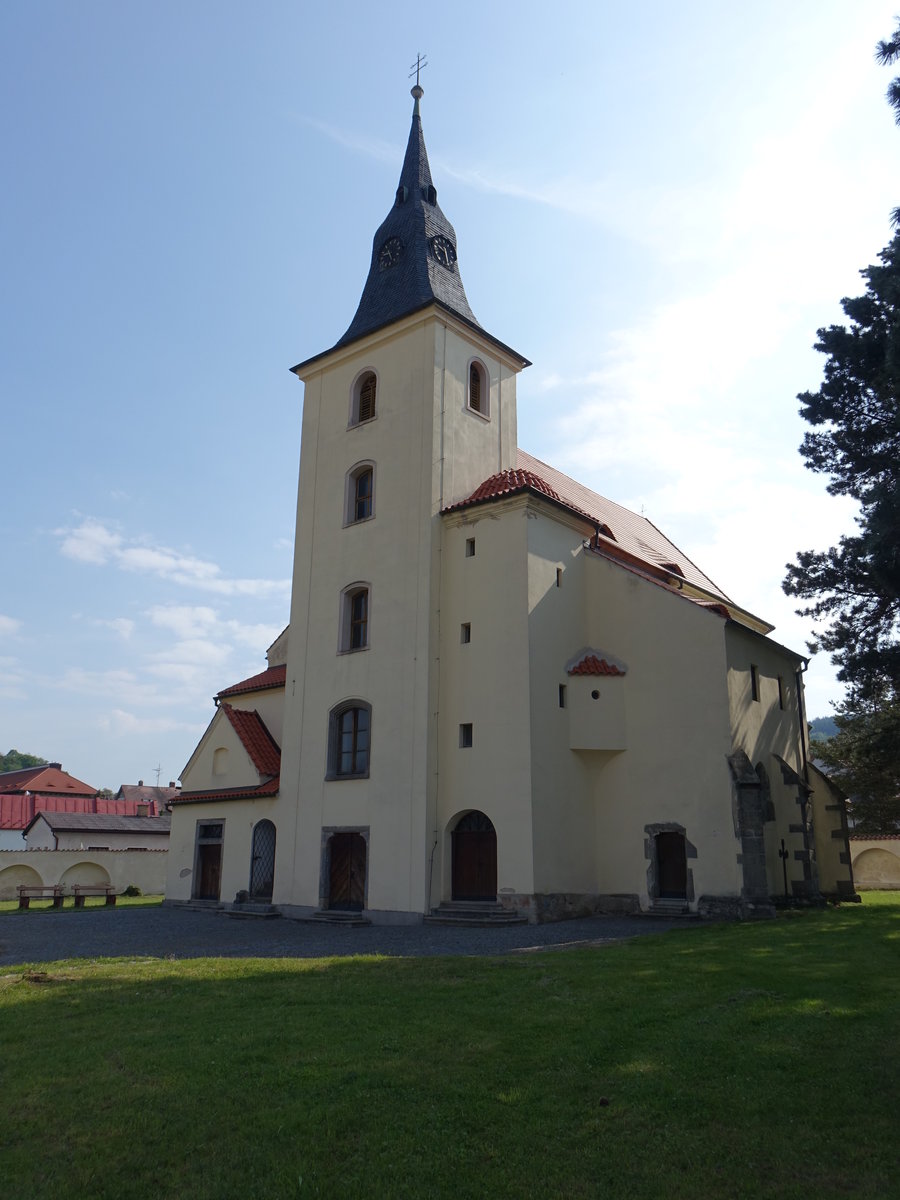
[0,850,168,898]
[850,839,900,889]
[277,310,525,917]
[165,798,280,902]
[180,705,275,796]
[438,503,534,901]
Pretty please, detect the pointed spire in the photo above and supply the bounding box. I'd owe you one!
[331,84,481,352]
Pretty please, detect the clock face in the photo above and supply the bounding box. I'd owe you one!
[429,235,457,269]
[378,236,404,270]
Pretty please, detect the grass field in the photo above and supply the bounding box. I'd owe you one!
[1,895,898,1200]
[0,894,164,913]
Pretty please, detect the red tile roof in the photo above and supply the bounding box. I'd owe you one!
[217,664,286,699]
[568,654,626,677]
[0,793,165,831]
[173,779,281,804]
[220,705,281,778]
[444,451,730,601]
[0,765,96,796]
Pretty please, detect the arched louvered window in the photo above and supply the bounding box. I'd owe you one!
[350,370,377,426]
[468,360,489,418]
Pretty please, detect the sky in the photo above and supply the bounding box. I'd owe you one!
[1,1,897,790]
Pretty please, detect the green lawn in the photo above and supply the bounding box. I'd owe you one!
[1,895,898,1200]
[0,894,164,913]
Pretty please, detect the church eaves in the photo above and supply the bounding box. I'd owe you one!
[292,86,529,374]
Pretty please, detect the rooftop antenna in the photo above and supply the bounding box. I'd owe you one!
[409,53,428,100]
[153,763,162,786]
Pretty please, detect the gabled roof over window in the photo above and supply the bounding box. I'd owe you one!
[567,653,627,678]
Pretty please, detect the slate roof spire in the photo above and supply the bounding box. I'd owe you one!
[332,82,481,351]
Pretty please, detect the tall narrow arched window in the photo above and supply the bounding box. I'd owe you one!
[340,584,370,652]
[345,463,374,525]
[468,360,489,418]
[327,701,371,779]
[351,370,377,426]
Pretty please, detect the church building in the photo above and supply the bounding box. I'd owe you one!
[164,85,856,922]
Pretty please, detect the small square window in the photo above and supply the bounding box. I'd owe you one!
[459,723,473,748]
[558,684,567,709]
[750,665,760,703]
[461,623,471,644]
[465,537,475,558]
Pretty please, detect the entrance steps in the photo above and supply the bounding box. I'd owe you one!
[425,901,528,927]
[642,898,698,918]
[306,909,372,927]
[222,902,281,919]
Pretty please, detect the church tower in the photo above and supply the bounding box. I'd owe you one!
[275,84,529,920]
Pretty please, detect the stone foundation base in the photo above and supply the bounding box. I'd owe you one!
[697,894,776,920]
[500,892,641,924]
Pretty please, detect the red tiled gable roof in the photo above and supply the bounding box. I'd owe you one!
[174,779,281,804]
[217,663,286,699]
[444,468,598,524]
[0,794,165,831]
[220,705,281,777]
[0,765,96,796]
[568,654,626,677]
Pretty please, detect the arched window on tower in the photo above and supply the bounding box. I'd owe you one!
[350,371,377,427]
[345,463,374,525]
[327,700,371,779]
[339,584,370,652]
[468,360,489,418]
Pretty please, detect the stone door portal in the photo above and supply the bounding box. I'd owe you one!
[656,831,688,899]
[328,832,367,911]
[194,823,223,901]
[451,811,497,901]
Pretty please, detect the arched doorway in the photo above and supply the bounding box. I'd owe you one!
[328,832,367,911]
[451,811,497,901]
[656,831,687,899]
[249,820,276,901]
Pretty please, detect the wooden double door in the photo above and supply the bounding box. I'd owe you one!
[328,832,367,911]
[452,811,497,901]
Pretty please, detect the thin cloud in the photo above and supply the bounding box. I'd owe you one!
[57,518,289,599]
[0,614,22,636]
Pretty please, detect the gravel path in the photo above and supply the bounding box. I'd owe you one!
[0,905,685,967]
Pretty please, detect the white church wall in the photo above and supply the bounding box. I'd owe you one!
[581,555,742,907]
[438,504,536,902]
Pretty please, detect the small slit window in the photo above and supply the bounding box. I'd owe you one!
[558,684,567,709]
[751,665,760,703]
[556,567,563,588]
[346,464,374,525]
[461,622,471,644]
[777,676,785,711]
[465,537,475,557]
[459,723,473,748]
[351,371,377,426]
[468,360,489,418]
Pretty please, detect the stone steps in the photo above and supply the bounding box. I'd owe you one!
[306,909,372,927]
[222,902,281,920]
[642,898,698,918]
[424,901,528,926]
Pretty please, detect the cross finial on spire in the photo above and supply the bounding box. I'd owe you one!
[409,53,427,111]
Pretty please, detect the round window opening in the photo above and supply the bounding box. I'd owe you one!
[591,689,600,700]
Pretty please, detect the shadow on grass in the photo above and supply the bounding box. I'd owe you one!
[1,898,898,1200]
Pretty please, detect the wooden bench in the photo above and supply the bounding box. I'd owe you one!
[72,884,117,907]
[17,885,65,910]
